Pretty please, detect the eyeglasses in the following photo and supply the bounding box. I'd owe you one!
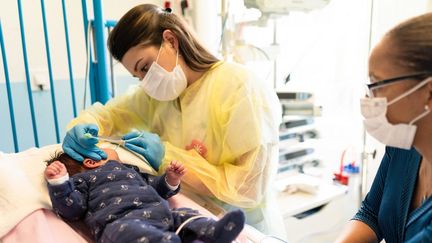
[366,72,431,97]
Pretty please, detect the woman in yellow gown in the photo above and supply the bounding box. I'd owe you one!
[64,3,282,235]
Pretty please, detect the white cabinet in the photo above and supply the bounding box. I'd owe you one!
[275,174,360,243]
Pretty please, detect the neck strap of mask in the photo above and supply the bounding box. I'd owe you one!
[388,77,432,106]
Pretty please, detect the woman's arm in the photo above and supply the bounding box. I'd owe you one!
[160,142,274,208]
[336,147,394,242]
[67,86,152,136]
[159,74,281,208]
[335,220,378,243]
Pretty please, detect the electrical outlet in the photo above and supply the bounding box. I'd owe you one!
[30,68,50,91]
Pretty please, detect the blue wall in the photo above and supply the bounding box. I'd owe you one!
[0,77,137,153]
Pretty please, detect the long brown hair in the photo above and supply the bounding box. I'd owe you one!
[385,12,432,72]
[108,4,219,72]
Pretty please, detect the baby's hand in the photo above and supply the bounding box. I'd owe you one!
[166,160,186,187]
[44,161,67,180]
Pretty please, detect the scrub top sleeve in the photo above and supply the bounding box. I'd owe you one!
[405,224,432,242]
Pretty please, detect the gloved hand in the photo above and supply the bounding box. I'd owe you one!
[122,131,165,171]
[62,124,107,162]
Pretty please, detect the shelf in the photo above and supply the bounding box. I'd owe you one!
[275,173,347,218]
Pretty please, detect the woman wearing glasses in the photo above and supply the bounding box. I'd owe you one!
[336,13,432,243]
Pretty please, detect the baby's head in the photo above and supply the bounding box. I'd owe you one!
[45,148,120,176]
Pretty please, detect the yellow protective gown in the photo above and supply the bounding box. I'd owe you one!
[67,61,282,233]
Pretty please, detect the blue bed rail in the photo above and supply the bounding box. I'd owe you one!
[0,21,19,152]
[0,0,116,153]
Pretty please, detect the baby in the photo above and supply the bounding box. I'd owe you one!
[44,148,245,243]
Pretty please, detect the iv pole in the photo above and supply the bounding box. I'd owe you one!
[360,0,375,204]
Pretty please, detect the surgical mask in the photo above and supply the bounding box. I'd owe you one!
[140,43,187,101]
[360,77,432,149]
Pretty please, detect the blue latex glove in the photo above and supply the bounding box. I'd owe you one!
[62,124,107,162]
[122,131,165,171]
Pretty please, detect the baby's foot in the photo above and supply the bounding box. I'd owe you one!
[212,210,245,243]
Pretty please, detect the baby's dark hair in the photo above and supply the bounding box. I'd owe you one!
[45,151,85,176]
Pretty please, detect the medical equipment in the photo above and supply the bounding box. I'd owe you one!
[62,124,106,161]
[84,133,158,173]
[85,133,125,146]
[121,131,165,170]
[244,0,330,14]
[277,92,322,117]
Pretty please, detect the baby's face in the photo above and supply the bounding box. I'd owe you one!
[83,148,120,169]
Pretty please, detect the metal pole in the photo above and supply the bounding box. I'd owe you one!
[92,0,111,103]
[108,26,116,97]
[360,0,375,201]
[105,20,118,97]
[273,18,278,89]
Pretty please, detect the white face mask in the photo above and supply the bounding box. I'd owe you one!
[360,77,431,149]
[140,43,187,101]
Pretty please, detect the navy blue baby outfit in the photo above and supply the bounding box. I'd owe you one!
[47,160,245,243]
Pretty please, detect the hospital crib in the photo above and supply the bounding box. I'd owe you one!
[0,0,115,153]
[0,1,272,242]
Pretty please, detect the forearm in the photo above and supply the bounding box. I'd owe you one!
[161,142,269,208]
[67,90,150,136]
[147,174,180,199]
[335,220,378,243]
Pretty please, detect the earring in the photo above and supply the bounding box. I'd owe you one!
[425,105,430,111]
